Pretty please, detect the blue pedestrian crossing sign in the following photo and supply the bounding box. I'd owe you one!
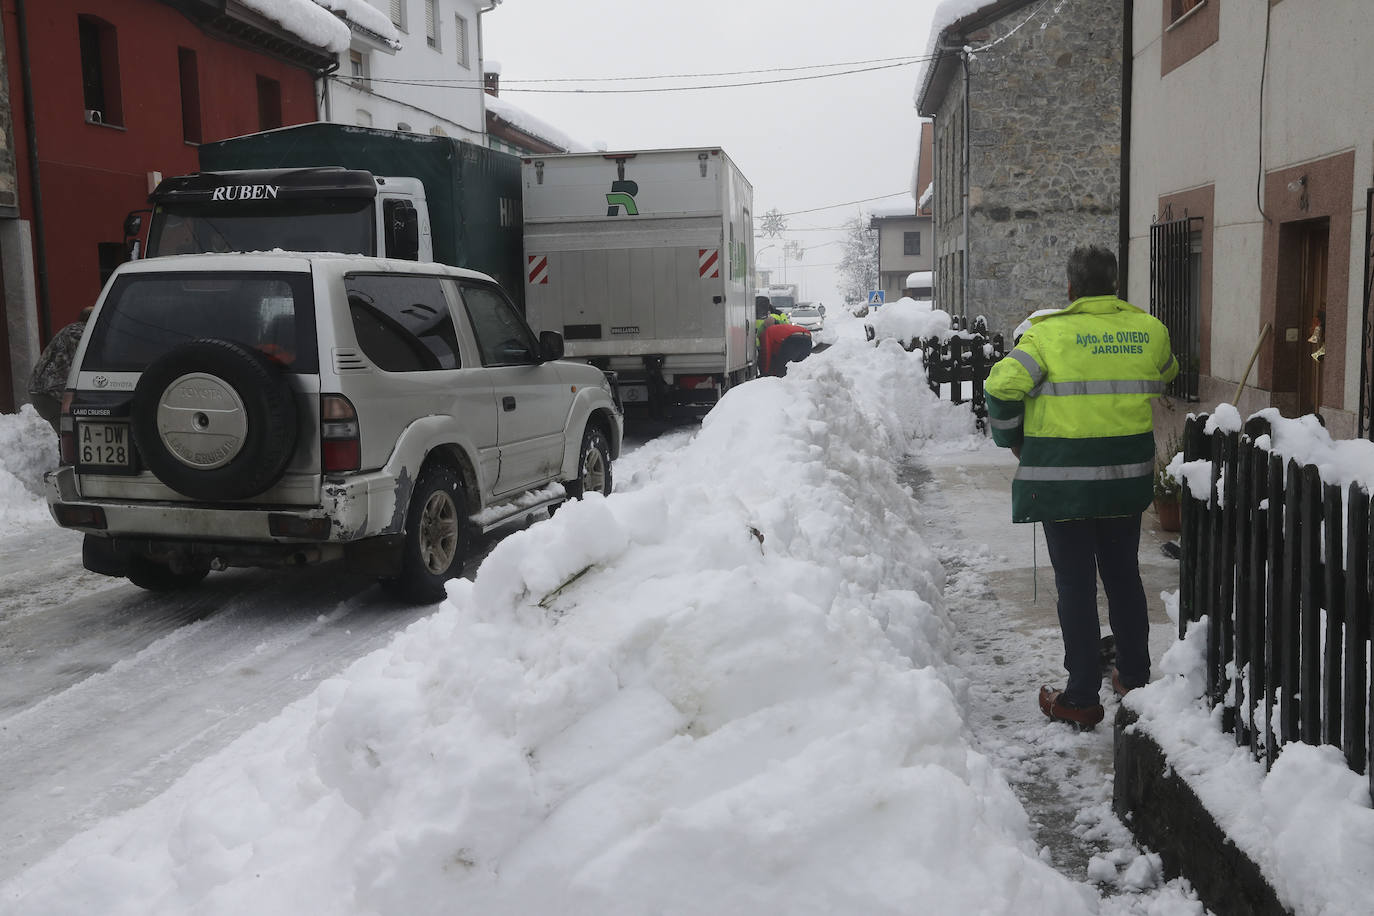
[867,290,885,305]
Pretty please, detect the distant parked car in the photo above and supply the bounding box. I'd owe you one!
[787,305,824,333]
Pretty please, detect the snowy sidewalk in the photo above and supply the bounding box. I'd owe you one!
[911,443,1188,895]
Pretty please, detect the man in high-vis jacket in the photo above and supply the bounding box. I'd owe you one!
[985,245,1178,728]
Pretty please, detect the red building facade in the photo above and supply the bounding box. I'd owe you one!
[2,0,329,357]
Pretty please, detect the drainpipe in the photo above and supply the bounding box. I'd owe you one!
[14,0,50,341]
[1119,0,1133,296]
[961,47,971,321]
[317,59,339,122]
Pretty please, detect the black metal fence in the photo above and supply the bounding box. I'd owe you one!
[865,315,1006,430]
[1180,413,1374,798]
[919,316,1005,431]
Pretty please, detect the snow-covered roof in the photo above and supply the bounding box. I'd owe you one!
[915,0,1039,114]
[486,94,593,153]
[869,199,918,219]
[232,0,401,55]
[236,0,350,53]
[316,0,402,49]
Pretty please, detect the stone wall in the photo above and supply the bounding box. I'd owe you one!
[930,1,1124,339]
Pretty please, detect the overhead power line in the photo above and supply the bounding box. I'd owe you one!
[393,55,929,86]
[357,58,928,94]
[774,193,911,217]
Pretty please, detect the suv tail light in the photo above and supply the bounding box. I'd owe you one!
[320,394,360,473]
[58,390,76,465]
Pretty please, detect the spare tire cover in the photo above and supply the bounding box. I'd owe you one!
[132,339,299,500]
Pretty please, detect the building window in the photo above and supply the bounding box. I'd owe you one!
[903,231,921,256]
[256,75,282,131]
[177,47,201,143]
[425,0,438,49]
[349,49,370,89]
[390,0,405,31]
[1149,216,1203,400]
[454,14,469,68]
[78,15,123,126]
[356,109,373,127]
[397,121,412,132]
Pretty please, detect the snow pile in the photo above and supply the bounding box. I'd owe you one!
[0,405,55,524]
[1,346,1093,914]
[865,295,953,349]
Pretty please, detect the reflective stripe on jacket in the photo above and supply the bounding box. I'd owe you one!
[984,295,1178,523]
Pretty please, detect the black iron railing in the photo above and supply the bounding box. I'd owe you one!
[1150,216,1203,401]
[1180,413,1374,798]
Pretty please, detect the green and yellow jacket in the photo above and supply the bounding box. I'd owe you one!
[984,295,1178,523]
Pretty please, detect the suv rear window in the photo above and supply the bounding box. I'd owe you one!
[345,274,462,372]
[83,271,318,373]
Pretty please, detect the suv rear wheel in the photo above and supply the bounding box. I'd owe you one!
[382,464,470,604]
[564,425,612,499]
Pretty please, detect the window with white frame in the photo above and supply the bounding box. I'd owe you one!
[390,0,405,30]
[454,14,469,68]
[425,0,438,49]
[349,49,369,89]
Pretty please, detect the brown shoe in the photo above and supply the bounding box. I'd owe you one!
[1112,670,1143,698]
[1038,686,1105,728]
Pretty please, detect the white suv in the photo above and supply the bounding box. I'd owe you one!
[46,253,623,603]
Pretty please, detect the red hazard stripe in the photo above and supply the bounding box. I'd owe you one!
[527,254,548,285]
[698,248,719,279]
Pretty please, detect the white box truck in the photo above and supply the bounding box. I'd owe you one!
[522,148,755,415]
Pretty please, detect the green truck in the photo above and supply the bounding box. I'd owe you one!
[130,123,525,308]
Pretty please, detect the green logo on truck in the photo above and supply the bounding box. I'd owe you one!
[606,180,639,216]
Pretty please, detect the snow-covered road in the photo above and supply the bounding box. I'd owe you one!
[0,524,442,883]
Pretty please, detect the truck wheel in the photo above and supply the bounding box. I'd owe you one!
[564,426,612,499]
[382,464,469,604]
[126,556,209,592]
[131,339,298,500]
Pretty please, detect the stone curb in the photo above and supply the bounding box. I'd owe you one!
[1112,706,1291,916]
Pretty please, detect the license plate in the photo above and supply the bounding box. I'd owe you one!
[78,422,133,469]
[618,385,650,404]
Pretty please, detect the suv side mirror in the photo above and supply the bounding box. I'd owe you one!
[383,199,421,261]
[539,330,564,361]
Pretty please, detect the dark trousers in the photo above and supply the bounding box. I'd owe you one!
[1041,514,1150,706]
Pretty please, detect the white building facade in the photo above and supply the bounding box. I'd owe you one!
[324,0,494,141]
[1128,0,1374,440]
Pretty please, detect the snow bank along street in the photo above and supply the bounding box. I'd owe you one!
[0,314,1370,914]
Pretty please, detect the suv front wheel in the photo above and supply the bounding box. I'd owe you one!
[382,464,470,604]
[564,426,612,499]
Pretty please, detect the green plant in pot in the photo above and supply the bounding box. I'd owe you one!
[1153,433,1183,532]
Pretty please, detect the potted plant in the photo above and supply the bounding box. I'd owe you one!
[1153,433,1183,532]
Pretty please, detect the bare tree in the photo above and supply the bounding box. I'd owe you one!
[836,214,878,304]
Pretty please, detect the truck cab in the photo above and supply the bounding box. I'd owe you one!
[134,167,433,262]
